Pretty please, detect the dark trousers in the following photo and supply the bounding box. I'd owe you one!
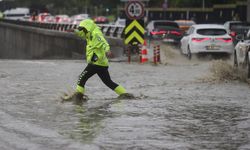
[77,64,119,90]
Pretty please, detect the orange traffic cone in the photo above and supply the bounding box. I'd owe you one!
[140,40,148,63]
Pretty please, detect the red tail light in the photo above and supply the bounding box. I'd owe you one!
[192,38,211,42]
[216,38,232,43]
[150,31,167,35]
[230,31,236,37]
[170,31,181,36]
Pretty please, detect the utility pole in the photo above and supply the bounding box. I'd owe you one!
[202,0,205,10]
[248,0,250,22]
[85,0,87,14]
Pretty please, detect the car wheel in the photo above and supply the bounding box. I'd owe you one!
[233,49,238,68]
[187,46,192,60]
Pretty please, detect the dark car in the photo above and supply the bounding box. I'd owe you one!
[224,21,250,45]
[146,20,183,44]
[175,20,196,32]
[231,24,250,45]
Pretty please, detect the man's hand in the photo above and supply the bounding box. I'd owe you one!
[106,51,114,58]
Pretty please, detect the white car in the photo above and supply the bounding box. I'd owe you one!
[3,7,30,21]
[55,15,71,24]
[223,21,242,33]
[234,30,250,78]
[71,14,90,25]
[180,24,234,59]
[37,13,52,22]
[44,16,55,23]
[114,18,125,27]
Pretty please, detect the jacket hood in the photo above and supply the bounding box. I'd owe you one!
[79,19,97,32]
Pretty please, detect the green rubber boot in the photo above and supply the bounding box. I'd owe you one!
[117,93,135,99]
[61,92,89,105]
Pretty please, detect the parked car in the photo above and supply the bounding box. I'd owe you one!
[44,16,55,23]
[231,24,250,45]
[146,20,183,44]
[234,30,250,78]
[55,15,71,24]
[37,12,51,22]
[114,18,125,26]
[175,20,196,32]
[3,7,30,21]
[180,24,234,59]
[71,14,90,25]
[94,16,109,24]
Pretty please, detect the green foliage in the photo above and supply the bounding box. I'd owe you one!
[10,0,240,15]
[148,0,238,7]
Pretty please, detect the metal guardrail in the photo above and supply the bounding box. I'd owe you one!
[99,24,125,38]
[0,19,125,38]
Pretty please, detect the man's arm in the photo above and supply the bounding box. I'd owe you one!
[89,33,110,52]
[66,29,87,39]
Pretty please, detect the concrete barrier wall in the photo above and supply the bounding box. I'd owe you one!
[0,22,125,59]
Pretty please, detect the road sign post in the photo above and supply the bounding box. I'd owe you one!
[124,1,145,45]
[125,1,144,20]
[124,1,145,63]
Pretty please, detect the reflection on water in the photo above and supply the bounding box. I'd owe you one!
[69,99,122,143]
[66,98,250,149]
[177,104,249,149]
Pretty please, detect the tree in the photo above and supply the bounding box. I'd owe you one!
[148,0,238,8]
[6,0,242,16]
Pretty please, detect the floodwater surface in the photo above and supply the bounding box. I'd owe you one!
[0,59,249,150]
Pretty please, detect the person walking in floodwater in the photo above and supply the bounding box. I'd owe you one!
[62,19,133,103]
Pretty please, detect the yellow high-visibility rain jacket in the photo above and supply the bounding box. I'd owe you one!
[75,19,110,67]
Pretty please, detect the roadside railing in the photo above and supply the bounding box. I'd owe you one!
[0,19,125,38]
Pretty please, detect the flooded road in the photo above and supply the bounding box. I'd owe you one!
[0,59,250,150]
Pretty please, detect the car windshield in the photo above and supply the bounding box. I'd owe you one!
[176,21,195,26]
[154,22,179,29]
[197,29,227,35]
[155,26,178,31]
[231,25,250,35]
[230,22,250,30]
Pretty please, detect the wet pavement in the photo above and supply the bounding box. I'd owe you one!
[0,59,250,150]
